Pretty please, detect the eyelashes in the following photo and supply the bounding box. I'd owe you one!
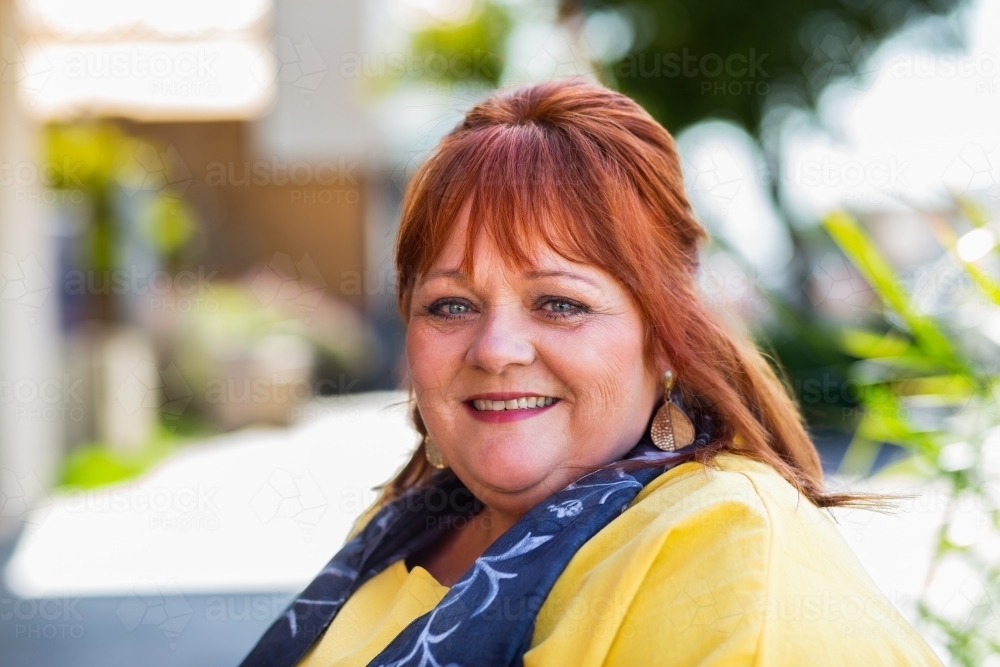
[424,296,590,322]
[425,298,473,321]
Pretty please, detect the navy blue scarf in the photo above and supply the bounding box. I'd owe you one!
[239,411,713,667]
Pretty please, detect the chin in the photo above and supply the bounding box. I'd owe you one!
[462,440,557,497]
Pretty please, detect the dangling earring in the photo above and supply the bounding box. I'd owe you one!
[424,435,448,469]
[651,369,695,451]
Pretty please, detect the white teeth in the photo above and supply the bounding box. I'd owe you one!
[471,396,556,411]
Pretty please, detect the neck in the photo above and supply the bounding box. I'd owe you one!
[476,504,521,543]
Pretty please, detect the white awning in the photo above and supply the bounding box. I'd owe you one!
[13,0,276,120]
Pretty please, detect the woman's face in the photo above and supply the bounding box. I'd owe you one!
[406,204,663,518]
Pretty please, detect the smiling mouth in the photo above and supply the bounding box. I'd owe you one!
[469,397,558,411]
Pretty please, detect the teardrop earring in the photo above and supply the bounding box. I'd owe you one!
[650,369,695,451]
[423,435,448,470]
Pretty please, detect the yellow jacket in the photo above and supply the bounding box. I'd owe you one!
[299,453,942,666]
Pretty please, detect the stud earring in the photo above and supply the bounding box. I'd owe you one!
[650,369,695,451]
[423,435,448,469]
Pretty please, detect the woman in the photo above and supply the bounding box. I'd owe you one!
[240,79,941,666]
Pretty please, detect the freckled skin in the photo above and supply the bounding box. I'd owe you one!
[405,203,665,584]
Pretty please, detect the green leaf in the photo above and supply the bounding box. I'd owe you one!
[822,211,963,372]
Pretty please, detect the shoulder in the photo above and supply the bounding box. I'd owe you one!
[528,454,943,666]
[632,451,807,509]
[627,452,779,527]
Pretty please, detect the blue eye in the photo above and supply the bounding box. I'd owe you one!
[427,299,474,320]
[540,298,588,319]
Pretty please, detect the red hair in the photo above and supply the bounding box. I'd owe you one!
[389,78,849,507]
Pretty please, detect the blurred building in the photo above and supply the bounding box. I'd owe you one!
[0,0,408,534]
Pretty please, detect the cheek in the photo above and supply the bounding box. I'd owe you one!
[550,321,651,426]
[406,323,466,400]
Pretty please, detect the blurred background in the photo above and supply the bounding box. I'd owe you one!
[0,0,998,664]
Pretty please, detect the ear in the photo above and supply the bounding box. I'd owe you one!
[650,347,672,377]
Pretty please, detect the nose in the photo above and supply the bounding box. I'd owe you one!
[465,307,536,374]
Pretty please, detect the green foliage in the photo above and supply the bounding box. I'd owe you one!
[46,123,122,191]
[824,211,964,372]
[59,421,202,489]
[45,122,198,318]
[143,194,197,258]
[60,441,173,489]
[823,210,1000,665]
[577,0,966,134]
[411,1,512,86]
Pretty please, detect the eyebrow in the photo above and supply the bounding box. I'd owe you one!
[421,268,599,289]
